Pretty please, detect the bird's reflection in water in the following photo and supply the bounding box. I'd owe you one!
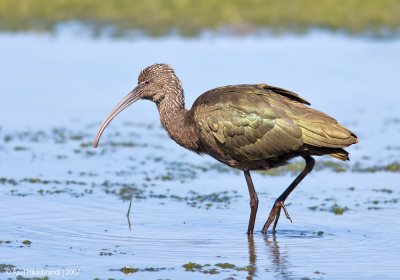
[125,213,294,279]
[247,235,257,279]
[264,234,292,279]
[246,234,293,280]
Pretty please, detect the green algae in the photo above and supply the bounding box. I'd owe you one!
[258,161,304,176]
[384,198,398,204]
[384,162,400,172]
[111,266,168,275]
[308,203,351,215]
[202,268,220,274]
[3,135,12,142]
[22,240,32,245]
[14,146,29,151]
[352,162,400,173]
[258,160,349,176]
[0,177,17,186]
[0,263,15,272]
[69,134,83,141]
[330,204,349,215]
[119,266,138,274]
[308,206,318,211]
[17,177,87,186]
[373,188,393,194]
[83,141,144,149]
[183,262,203,271]
[315,161,348,173]
[182,262,255,275]
[368,206,382,210]
[142,267,167,272]
[256,160,400,176]
[216,263,236,269]
[207,163,235,174]
[186,190,240,208]
[117,185,144,201]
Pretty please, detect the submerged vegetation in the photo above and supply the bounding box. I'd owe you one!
[182,262,254,274]
[0,0,399,37]
[0,264,15,273]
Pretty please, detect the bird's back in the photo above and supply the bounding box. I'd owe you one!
[191,84,357,169]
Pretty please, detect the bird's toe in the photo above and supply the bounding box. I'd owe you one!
[262,200,292,234]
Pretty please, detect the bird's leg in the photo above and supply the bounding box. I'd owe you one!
[244,170,259,234]
[262,155,315,234]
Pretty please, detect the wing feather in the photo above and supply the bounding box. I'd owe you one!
[195,105,303,161]
[192,84,357,162]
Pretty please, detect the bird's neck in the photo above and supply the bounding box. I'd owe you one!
[156,90,199,152]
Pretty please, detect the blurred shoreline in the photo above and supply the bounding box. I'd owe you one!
[1,0,399,39]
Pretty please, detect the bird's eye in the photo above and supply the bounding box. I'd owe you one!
[144,80,150,84]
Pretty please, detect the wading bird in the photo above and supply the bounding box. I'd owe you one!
[93,64,358,234]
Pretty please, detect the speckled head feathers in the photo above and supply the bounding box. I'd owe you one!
[138,63,176,84]
[137,63,183,104]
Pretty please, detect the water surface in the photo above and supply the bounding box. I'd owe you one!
[1,32,400,279]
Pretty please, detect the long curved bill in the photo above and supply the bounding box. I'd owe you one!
[93,84,143,148]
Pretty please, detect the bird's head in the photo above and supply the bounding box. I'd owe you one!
[93,63,181,148]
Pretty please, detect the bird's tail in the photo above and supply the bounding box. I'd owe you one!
[293,106,358,150]
[305,146,351,161]
[328,149,350,161]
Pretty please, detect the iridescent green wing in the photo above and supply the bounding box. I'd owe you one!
[193,84,357,161]
[193,85,304,161]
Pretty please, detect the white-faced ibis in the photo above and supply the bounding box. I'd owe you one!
[93,63,358,234]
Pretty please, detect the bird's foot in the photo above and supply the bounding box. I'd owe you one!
[262,201,292,234]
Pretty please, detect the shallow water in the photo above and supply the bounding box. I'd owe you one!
[1,32,400,279]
